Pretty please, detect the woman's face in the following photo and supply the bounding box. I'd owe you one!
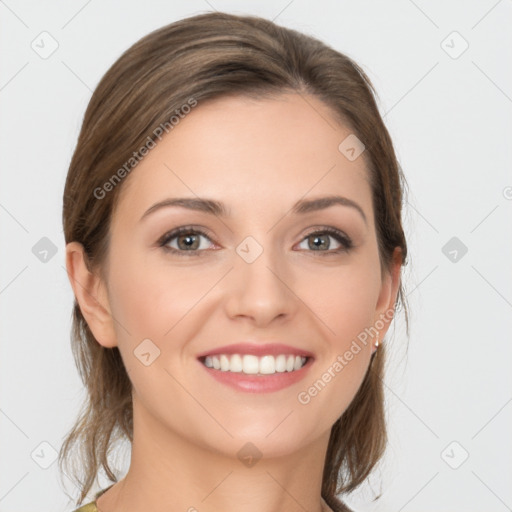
[75,93,401,459]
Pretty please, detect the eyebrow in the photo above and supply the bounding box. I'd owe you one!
[140,195,367,225]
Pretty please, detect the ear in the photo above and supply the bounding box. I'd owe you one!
[65,241,117,348]
[372,247,403,353]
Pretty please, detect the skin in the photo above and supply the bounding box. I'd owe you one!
[66,92,402,512]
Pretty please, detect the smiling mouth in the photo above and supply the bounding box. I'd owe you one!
[198,354,309,375]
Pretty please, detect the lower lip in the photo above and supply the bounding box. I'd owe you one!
[198,358,314,393]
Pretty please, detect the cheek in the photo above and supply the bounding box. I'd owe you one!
[105,253,217,405]
[107,248,217,341]
[291,254,381,414]
[305,255,381,346]
[296,269,378,423]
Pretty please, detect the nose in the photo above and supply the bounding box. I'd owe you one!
[223,243,297,328]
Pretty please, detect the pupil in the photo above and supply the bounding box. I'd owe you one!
[179,234,198,250]
[310,234,328,250]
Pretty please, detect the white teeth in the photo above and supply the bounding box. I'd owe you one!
[275,354,287,372]
[230,354,243,372]
[259,355,275,375]
[202,354,308,375]
[243,355,259,374]
[220,354,230,371]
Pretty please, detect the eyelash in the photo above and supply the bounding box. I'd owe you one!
[157,225,353,257]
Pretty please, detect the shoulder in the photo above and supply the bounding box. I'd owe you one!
[71,503,97,512]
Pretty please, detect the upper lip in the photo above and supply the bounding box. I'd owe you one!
[196,343,315,359]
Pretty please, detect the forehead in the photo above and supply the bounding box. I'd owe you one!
[113,93,372,223]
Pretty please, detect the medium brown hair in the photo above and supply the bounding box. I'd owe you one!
[60,11,409,509]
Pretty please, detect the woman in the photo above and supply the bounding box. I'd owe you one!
[60,11,409,512]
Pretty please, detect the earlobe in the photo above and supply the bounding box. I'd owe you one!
[65,241,118,348]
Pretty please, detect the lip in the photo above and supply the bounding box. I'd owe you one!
[196,342,315,359]
[197,356,314,393]
[195,342,315,394]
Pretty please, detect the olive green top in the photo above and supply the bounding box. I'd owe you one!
[71,485,113,512]
[72,504,97,512]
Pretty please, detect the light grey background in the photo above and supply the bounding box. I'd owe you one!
[1,1,511,511]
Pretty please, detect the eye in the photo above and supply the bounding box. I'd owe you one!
[157,225,353,257]
[158,227,215,256]
[296,227,353,254]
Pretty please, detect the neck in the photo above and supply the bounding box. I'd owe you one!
[96,396,334,512]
